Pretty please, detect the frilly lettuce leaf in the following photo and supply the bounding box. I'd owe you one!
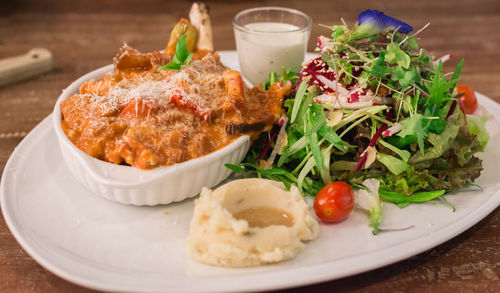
[466,114,489,148]
[408,109,462,164]
[377,153,409,175]
[337,108,484,195]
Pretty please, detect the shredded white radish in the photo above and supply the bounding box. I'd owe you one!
[327,110,343,127]
[263,115,289,169]
[383,122,402,136]
[362,146,377,168]
[315,94,377,109]
[433,54,452,66]
[314,75,392,109]
[316,75,348,96]
[317,36,334,53]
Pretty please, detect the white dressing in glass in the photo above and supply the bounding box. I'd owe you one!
[234,22,309,85]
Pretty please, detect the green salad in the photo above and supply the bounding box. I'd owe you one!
[227,10,489,233]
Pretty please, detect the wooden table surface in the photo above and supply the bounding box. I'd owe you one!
[1,0,499,292]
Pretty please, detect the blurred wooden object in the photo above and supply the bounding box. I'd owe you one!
[0,48,52,87]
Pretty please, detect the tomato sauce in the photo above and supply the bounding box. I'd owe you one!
[60,45,290,169]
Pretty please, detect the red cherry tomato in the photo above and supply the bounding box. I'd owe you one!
[313,181,355,222]
[455,85,478,114]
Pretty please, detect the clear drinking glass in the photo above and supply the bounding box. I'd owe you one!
[233,7,312,85]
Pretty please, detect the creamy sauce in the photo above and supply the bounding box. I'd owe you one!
[233,206,295,228]
[234,22,309,85]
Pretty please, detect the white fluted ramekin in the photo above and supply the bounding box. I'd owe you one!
[52,65,250,206]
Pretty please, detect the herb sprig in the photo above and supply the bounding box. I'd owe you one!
[158,34,194,71]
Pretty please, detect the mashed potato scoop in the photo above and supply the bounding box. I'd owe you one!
[187,178,319,267]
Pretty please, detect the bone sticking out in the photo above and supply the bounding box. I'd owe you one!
[189,2,214,51]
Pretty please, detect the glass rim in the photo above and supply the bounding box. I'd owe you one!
[232,6,312,34]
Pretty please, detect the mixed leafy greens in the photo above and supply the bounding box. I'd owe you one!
[227,10,489,233]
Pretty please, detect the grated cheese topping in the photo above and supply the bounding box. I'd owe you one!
[60,49,282,169]
[81,70,211,121]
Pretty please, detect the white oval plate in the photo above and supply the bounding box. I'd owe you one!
[1,51,500,292]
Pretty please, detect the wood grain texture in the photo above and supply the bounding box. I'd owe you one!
[0,0,499,292]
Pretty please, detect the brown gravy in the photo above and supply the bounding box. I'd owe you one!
[233,206,295,228]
